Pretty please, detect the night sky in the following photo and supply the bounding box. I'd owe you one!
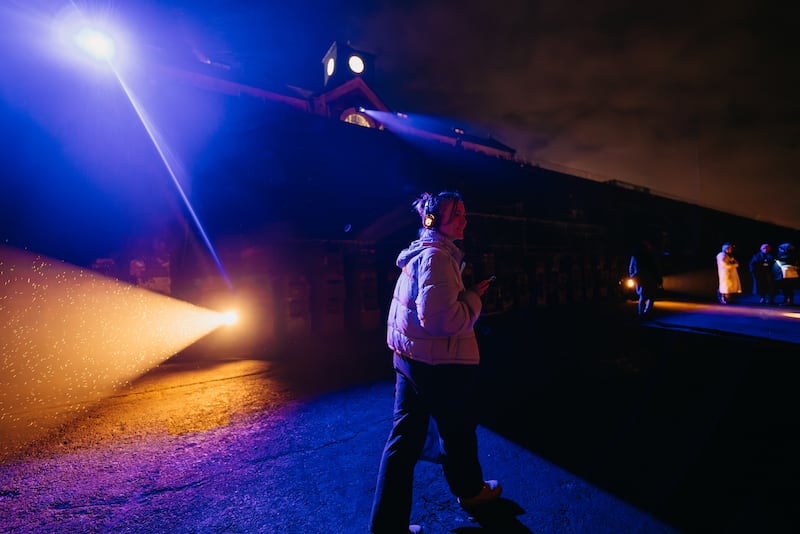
[3,1,799,232]
[355,1,800,231]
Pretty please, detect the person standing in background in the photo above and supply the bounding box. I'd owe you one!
[716,242,742,304]
[628,239,662,319]
[749,243,776,304]
[773,242,799,306]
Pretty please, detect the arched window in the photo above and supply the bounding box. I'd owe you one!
[340,108,375,128]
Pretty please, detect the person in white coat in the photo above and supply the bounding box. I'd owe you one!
[716,242,742,304]
[369,191,501,534]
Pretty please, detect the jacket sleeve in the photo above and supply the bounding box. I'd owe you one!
[416,249,481,336]
[749,254,758,273]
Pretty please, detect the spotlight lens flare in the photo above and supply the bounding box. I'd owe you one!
[52,4,127,69]
[74,27,115,62]
[221,310,239,326]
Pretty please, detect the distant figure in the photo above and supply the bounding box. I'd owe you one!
[749,243,776,304]
[773,242,799,306]
[716,242,741,304]
[629,239,662,318]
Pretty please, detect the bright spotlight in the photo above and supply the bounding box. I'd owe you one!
[52,5,128,69]
[221,310,239,326]
[74,27,115,62]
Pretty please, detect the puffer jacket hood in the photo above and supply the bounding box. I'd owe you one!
[396,228,465,270]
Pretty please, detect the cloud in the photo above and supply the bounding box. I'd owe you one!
[352,0,800,228]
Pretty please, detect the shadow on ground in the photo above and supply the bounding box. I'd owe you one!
[474,302,799,533]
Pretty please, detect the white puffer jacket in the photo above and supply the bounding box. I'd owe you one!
[386,228,482,365]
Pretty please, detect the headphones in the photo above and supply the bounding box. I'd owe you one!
[421,192,461,229]
[422,197,436,228]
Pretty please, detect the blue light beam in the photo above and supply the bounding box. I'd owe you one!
[111,66,233,289]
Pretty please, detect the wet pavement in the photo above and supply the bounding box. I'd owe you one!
[1,296,798,533]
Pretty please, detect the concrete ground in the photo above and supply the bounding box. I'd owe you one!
[1,296,798,533]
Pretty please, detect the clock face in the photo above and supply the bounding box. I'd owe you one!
[347,54,365,74]
[326,57,335,77]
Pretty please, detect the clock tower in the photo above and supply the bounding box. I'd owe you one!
[321,41,375,89]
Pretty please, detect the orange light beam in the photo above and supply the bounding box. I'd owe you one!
[0,245,231,456]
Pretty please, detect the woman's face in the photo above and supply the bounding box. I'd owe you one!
[438,200,467,241]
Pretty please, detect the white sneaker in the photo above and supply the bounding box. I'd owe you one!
[457,480,502,507]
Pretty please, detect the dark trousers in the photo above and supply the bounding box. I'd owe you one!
[369,353,484,533]
[636,283,654,316]
[752,273,775,301]
[777,279,797,303]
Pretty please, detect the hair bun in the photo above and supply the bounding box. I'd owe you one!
[413,192,432,217]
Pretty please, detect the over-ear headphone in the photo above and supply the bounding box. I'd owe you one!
[422,197,436,228]
[419,191,462,229]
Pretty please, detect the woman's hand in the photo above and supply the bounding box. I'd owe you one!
[471,277,494,297]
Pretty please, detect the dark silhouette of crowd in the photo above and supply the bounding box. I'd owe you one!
[716,240,798,307]
[744,241,797,306]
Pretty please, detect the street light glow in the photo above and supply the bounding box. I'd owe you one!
[73,26,115,62]
[50,3,128,70]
